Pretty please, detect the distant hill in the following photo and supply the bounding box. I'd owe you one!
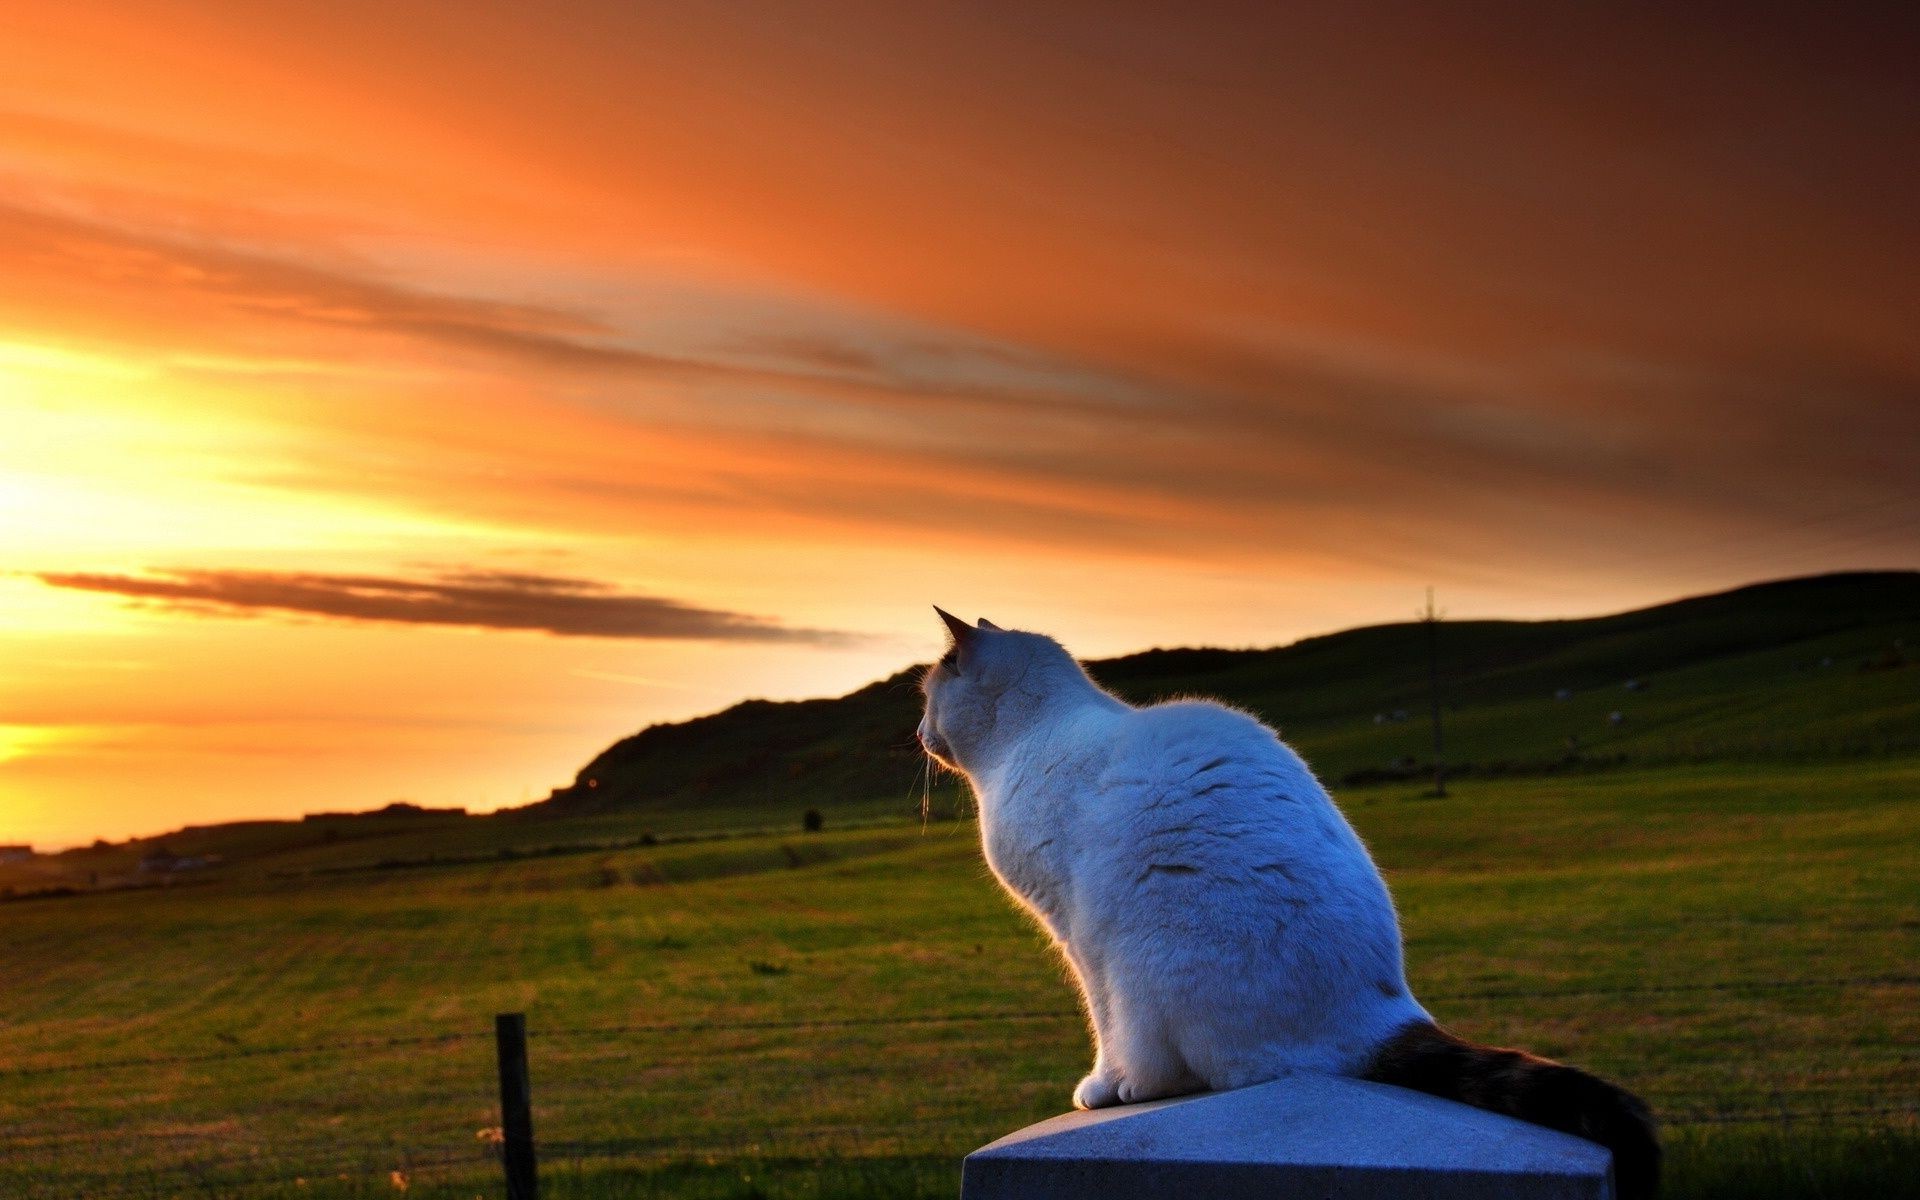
[8,571,1914,899]
[535,571,1920,820]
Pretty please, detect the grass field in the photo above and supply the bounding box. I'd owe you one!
[3,757,1916,1198]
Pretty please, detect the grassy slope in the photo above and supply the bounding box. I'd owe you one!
[2,759,1914,1198]
[2,572,1914,1195]
[7,570,1912,896]
[540,571,1920,822]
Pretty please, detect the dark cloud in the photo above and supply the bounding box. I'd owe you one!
[0,199,1145,419]
[34,569,860,644]
[6,14,1917,594]
[0,201,694,373]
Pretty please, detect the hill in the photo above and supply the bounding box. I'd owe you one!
[5,573,1914,1197]
[7,570,1911,895]
[535,571,1920,821]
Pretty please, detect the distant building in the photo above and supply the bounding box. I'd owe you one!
[301,802,468,822]
[0,845,33,864]
[137,848,216,874]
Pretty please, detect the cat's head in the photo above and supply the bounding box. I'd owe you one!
[917,607,1090,774]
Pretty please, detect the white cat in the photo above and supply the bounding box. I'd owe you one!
[918,610,1657,1197]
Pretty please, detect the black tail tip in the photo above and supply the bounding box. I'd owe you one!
[1529,1062,1661,1199]
[1363,1022,1660,1199]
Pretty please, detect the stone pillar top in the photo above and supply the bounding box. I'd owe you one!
[963,1072,1614,1200]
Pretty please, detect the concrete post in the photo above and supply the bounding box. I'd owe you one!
[962,1073,1613,1200]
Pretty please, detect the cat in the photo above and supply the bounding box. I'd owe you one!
[918,608,1659,1198]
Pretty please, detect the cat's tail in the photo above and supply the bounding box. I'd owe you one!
[1360,1020,1660,1200]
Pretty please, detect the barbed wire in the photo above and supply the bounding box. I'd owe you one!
[0,1029,487,1079]
[17,1104,1916,1200]
[0,1145,484,1199]
[1661,1104,1920,1126]
[1420,973,1920,1004]
[9,1100,1913,1200]
[5,973,1915,1080]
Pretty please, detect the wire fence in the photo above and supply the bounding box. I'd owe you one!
[6,611,1916,1198]
[4,972,1917,1198]
[8,973,1916,1081]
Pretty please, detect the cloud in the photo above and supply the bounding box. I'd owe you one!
[0,199,1148,421]
[33,568,860,644]
[0,201,697,373]
[5,161,1914,589]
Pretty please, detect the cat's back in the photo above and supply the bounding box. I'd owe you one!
[1103,697,1319,798]
[1087,698,1376,887]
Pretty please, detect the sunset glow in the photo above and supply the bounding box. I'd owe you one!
[3,3,1915,847]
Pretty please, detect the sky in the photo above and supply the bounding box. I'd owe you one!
[3,3,1916,848]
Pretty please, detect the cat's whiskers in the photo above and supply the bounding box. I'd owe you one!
[919,752,934,829]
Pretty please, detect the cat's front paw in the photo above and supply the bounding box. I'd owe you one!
[1116,1079,1160,1104]
[1072,1072,1122,1110]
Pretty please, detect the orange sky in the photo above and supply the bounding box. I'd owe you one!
[3,3,1916,847]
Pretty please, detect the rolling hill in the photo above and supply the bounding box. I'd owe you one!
[6,570,1912,895]
[536,571,1919,821]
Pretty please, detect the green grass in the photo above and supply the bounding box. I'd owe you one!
[0,795,939,898]
[2,758,1915,1197]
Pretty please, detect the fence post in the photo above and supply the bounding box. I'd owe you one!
[495,1012,539,1200]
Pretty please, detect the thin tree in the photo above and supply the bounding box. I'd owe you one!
[1419,586,1447,797]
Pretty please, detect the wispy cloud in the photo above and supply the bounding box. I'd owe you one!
[33,568,860,644]
[0,201,694,373]
[0,200,1148,414]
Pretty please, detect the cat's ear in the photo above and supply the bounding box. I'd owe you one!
[935,607,983,674]
[934,606,976,647]
[978,618,1002,631]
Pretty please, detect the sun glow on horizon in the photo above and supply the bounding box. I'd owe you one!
[2,3,1914,848]
[0,338,550,569]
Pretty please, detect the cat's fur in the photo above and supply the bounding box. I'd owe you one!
[919,611,1658,1198]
